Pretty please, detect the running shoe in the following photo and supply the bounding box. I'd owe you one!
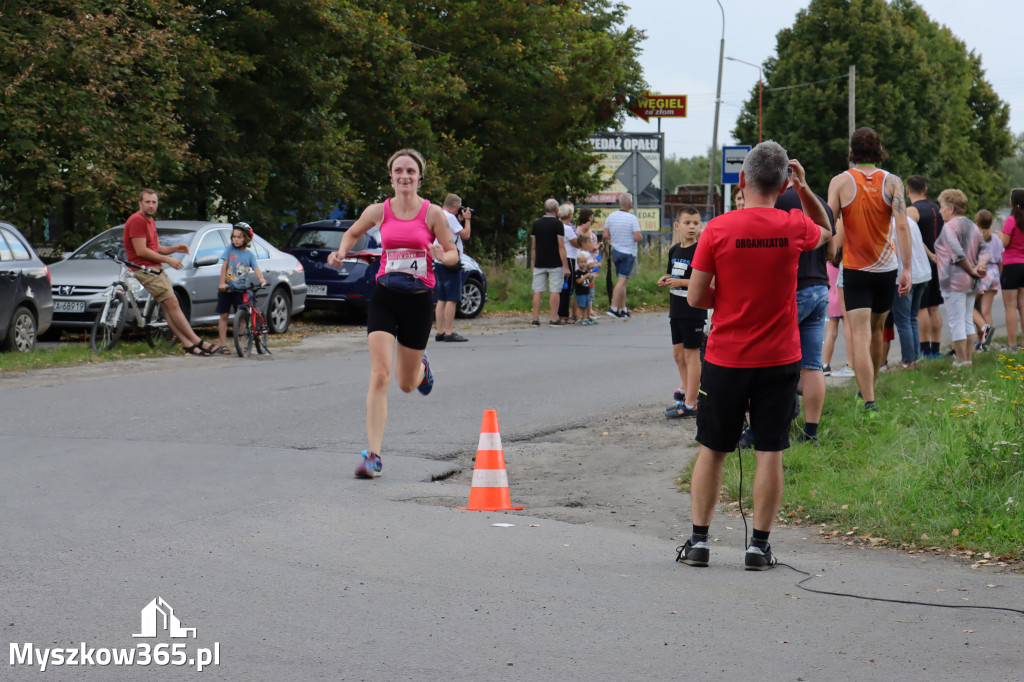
[417,355,433,395]
[673,389,686,402]
[606,309,623,319]
[744,544,777,570]
[795,431,819,444]
[435,333,446,342]
[981,325,993,350]
[444,332,468,342]
[822,364,832,376]
[621,308,631,318]
[832,365,856,377]
[665,402,697,419]
[355,450,382,479]
[675,539,710,567]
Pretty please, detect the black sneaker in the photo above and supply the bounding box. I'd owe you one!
[621,308,631,318]
[675,538,710,567]
[444,332,468,342]
[795,431,818,444]
[435,333,446,342]
[605,309,622,319]
[744,543,777,570]
[736,427,754,450]
[822,364,832,376]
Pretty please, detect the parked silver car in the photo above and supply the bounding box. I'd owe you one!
[0,221,53,351]
[49,221,306,335]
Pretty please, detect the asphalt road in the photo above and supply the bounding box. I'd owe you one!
[2,312,1021,680]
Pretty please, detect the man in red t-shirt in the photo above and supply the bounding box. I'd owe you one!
[675,141,831,571]
[124,189,223,355]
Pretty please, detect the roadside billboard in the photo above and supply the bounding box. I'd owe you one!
[582,132,664,231]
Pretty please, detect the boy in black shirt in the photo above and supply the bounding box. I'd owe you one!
[658,205,707,417]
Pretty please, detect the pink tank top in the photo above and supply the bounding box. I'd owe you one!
[377,198,435,288]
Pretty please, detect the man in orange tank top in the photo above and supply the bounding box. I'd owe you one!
[827,127,912,413]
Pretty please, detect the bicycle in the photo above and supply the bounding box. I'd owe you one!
[90,251,177,353]
[233,283,271,358]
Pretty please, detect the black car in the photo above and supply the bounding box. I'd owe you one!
[283,219,487,318]
[0,221,53,352]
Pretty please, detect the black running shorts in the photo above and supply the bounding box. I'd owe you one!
[366,282,434,351]
[1001,263,1024,290]
[670,318,705,349]
[843,268,897,314]
[695,360,800,452]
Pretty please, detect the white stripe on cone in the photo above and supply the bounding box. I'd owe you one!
[477,432,502,451]
[471,469,510,488]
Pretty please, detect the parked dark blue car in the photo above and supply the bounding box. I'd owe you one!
[283,219,487,317]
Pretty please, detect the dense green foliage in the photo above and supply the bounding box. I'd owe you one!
[0,1,645,255]
[732,0,1013,210]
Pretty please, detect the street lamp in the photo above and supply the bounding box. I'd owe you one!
[707,0,724,218]
[726,56,762,143]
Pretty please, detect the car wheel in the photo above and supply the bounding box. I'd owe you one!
[4,306,37,352]
[457,278,485,318]
[174,289,191,322]
[267,287,291,334]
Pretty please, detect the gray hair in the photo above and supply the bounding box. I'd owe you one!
[619,193,633,209]
[557,203,573,220]
[544,198,559,213]
[443,193,461,209]
[741,140,789,195]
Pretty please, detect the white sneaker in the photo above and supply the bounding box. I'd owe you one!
[833,365,856,377]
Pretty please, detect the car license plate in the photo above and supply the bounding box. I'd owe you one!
[54,300,86,313]
[307,285,327,296]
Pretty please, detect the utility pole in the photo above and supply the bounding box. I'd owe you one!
[707,0,724,219]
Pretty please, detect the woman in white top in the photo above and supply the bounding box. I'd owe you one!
[890,215,932,368]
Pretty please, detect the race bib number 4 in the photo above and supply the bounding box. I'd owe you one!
[385,249,428,277]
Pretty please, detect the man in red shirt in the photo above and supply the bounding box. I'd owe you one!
[677,141,831,570]
[124,189,223,355]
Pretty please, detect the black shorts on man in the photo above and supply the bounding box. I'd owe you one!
[842,268,897,314]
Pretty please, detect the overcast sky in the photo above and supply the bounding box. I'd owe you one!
[619,0,1024,160]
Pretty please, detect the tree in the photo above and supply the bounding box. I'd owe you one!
[0,1,217,243]
[732,0,1012,210]
[664,152,722,192]
[401,0,646,259]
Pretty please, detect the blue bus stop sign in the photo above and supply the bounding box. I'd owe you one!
[721,145,751,185]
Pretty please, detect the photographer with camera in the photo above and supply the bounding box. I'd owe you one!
[434,193,472,342]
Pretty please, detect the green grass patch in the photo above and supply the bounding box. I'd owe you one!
[481,245,673,314]
[0,335,179,372]
[680,352,1024,563]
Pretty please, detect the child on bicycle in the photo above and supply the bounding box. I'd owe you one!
[217,222,267,353]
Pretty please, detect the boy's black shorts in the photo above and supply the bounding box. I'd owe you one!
[696,360,800,452]
[670,318,705,349]
[216,289,246,314]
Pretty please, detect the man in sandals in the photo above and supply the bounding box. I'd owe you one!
[123,189,223,356]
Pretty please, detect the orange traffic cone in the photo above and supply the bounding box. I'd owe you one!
[458,410,523,511]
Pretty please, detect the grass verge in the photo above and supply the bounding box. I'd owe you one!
[679,351,1024,566]
[482,246,672,315]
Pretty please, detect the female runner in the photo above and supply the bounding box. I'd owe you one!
[328,149,459,478]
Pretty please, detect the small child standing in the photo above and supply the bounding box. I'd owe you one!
[658,205,706,417]
[972,209,1004,350]
[574,252,597,324]
[217,223,267,352]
